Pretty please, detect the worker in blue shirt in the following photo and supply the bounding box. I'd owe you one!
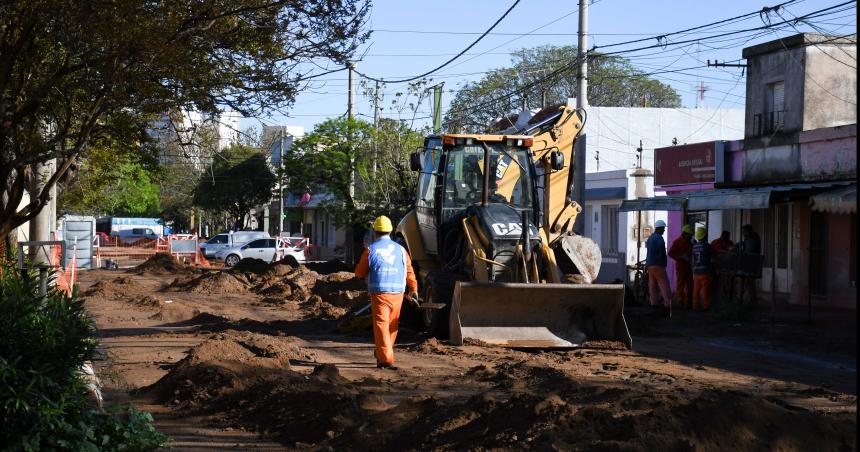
[646,220,673,312]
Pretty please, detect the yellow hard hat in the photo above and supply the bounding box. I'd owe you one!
[372,215,393,232]
[695,227,707,241]
[682,224,693,234]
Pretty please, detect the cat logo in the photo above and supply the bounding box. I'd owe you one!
[492,222,523,236]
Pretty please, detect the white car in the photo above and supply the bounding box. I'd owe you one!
[218,238,290,267]
[201,231,269,259]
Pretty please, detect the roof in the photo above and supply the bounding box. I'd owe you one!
[742,33,856,59]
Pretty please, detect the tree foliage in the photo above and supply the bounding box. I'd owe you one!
[193,144,276,229]
[284,117,423,229]
[58,146,161,217]
[0,262,169,450]
[0,0,369,239]
[444,45,682,132]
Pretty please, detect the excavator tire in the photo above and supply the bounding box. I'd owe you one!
[421,271,458,339]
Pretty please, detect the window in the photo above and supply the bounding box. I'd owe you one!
[766,81,785,133]
[246,239,267,248]
[417,138,442,209]
[440,144,534,221]
[208,234,228,244]
[601,205,619,252]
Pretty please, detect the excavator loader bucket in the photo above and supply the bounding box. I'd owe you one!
[449,282,631,349]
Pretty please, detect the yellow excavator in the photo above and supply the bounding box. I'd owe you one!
[395,105,631,348]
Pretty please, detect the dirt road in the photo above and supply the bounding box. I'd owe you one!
[80,256,857,451]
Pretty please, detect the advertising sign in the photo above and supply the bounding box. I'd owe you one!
[655,142,716,186]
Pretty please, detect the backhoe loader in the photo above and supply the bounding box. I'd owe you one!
[396,105,631,348]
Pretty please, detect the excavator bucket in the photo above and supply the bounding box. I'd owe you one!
[449,282,631,349]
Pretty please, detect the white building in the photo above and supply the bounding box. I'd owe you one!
[260,125,305,235]
[149,108,242,171]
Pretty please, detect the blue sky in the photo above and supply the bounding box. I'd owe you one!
[242,0,856,134]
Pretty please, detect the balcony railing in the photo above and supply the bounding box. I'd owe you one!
[752,110,786,136]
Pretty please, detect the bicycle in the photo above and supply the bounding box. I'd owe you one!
[626,260,650,307]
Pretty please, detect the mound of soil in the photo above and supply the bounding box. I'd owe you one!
[166,271,250,294]
[312,272,368,310]
[229,258,272,275]
[82,276,144,299]
[410,337,450,354]
[145,331,315,408]
[132,295,162,308]
[132,253,187,275]
[305,259,351,275]
[302,295,349,320]
[149,303,201,323]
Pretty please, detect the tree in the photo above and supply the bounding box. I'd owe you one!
[193,144,276,229]
[0,0,369,242]
[284,116,422,229]
[444,45,682,132]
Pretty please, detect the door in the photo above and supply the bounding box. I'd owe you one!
[809,212,827,295]
[261,239,277,262]
[64,220,93,269]
[754,204,793,293]
[416,142,441,254]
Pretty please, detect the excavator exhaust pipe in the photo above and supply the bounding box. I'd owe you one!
[449,282,631,349]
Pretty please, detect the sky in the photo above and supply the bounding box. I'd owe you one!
[241,0,857,135]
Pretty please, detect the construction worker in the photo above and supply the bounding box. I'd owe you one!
[668,224,694,308]
[692,227,716,311]
[710,230,734,252]
[354,215,418,370]
[645,220,672,312]
[739,224,762,308]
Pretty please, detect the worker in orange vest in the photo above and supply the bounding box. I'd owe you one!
[668,224,694,308]
[354,216,418,370]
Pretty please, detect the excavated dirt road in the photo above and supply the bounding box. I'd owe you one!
[81,255,857,451]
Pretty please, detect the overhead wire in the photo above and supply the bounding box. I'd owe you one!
[351,0,521,83]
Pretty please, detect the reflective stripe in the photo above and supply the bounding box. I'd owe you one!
[368,237,407,293]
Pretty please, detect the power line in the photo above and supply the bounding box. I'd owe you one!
[353,0,521,83]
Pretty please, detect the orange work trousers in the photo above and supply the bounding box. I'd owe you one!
[371,292,403,366]
[693,274,714,310]
[648,266,672,307]
[675,267,693,307]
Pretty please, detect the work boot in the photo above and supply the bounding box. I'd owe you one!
[376,363,398,370]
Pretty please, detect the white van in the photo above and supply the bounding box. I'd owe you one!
[200,231,270,259]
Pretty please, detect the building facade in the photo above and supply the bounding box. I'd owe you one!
[624,33,856,309]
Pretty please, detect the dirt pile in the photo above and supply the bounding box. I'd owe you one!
[305,259,351,275]
[82,276,146,300]
[312,271,368,310]
[301,295,349,320]
[165,271,250,294]
[132,253,189,275]
[145,330,315,409]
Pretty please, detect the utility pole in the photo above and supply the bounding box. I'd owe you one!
[346,62,356,265]
[347,62,355,121]
[279,129,285,235]
[431,83,444,134]
[572,0,588,236]
[373,80,380,172]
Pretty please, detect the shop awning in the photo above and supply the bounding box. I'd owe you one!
[686,189,772,211]
[810,184,856,214]
[619,196,686,212]
[620,182,855,212]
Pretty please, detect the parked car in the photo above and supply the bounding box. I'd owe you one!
[200,231,269,259]
[112,228,158,245]
[280,240,307,264]
[218,238,284,267]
